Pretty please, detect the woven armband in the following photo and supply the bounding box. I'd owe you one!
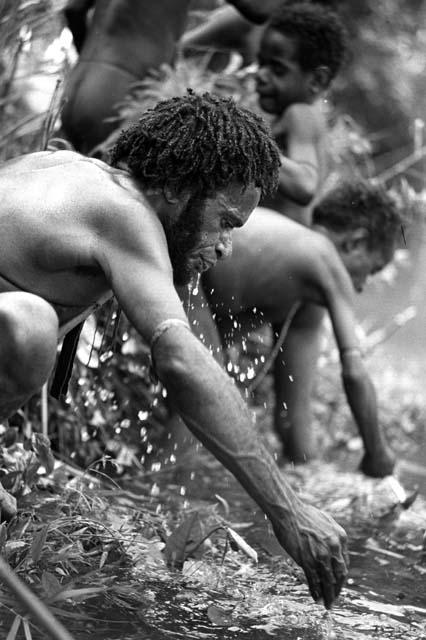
[150,318,191,352]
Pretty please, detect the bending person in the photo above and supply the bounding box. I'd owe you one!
[196,180,400,476]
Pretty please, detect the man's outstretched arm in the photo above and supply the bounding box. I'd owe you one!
[152,322,348,608]
[99,213,348,608]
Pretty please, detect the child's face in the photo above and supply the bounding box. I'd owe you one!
[256,29,315,115]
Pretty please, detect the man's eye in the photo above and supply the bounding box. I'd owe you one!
[273,64,287,76]
[222,219,233,229]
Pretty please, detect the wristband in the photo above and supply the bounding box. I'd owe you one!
[150,318,191,352]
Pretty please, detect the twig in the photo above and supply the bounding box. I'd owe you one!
[365,306,417,355]
[247,301,301,392]
[373,146,426,183]
[40,78,62,151]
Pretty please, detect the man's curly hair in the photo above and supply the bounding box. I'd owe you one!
[313,180,403,257]
[109,90,280,198]
[267,2,347,81]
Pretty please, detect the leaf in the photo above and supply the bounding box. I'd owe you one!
[22,618,33,640]
[30,524,49,564]
[226,527,258,563]
[41,571,62,599]
[214,494,230,516]
[207,604,234,627]
[31,433,55,475]
[6,615,21,640]
[0,484,17,522]
[163,512,200,570]
[50,586,107,603]
[0,522,7,551]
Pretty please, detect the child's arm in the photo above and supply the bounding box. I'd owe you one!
[272,104,322,206]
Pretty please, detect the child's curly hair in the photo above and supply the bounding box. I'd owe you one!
[268,2,348,81]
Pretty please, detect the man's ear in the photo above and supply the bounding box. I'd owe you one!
[311,65,332,93]
[163,186,181,204]
[342,228,369,253]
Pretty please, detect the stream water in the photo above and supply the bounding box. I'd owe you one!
[72,448,426,640]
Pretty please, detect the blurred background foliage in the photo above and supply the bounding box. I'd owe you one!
[0,0,425,474]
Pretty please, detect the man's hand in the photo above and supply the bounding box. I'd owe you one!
[274,504,349,609]
[360,448,396,478]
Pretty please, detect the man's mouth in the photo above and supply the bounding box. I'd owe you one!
[190,256,216,273]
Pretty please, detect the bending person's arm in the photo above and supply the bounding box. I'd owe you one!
[340,349,395,477]
[322,247,396,477]
[152,320,347,607]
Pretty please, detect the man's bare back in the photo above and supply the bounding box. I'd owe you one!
[0,151,164,335]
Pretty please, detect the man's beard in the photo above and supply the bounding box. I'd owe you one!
[164,193,204,286]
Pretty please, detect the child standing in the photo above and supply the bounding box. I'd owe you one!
[257,2,347,225]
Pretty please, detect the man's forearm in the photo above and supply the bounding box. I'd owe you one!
[153,329,303,533]
[342,369,388,457]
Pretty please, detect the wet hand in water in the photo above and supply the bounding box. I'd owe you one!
[360,448,396,478]
[275,504,349,609]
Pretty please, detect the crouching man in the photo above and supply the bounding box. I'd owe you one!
[195,180,400,476]
[0,92,347,608]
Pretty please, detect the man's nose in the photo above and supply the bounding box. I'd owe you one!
[216,236,232,260]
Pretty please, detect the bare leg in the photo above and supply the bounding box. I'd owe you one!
[273,304,325,463]
[0,292,59,421]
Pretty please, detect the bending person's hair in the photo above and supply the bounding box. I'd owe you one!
[313,180,403,255]
[109,90,280,197]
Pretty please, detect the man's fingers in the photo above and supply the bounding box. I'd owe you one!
[304,565,322,603]
[318,560,338,609]
[304,547,348,609]
[332,557,348,600]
